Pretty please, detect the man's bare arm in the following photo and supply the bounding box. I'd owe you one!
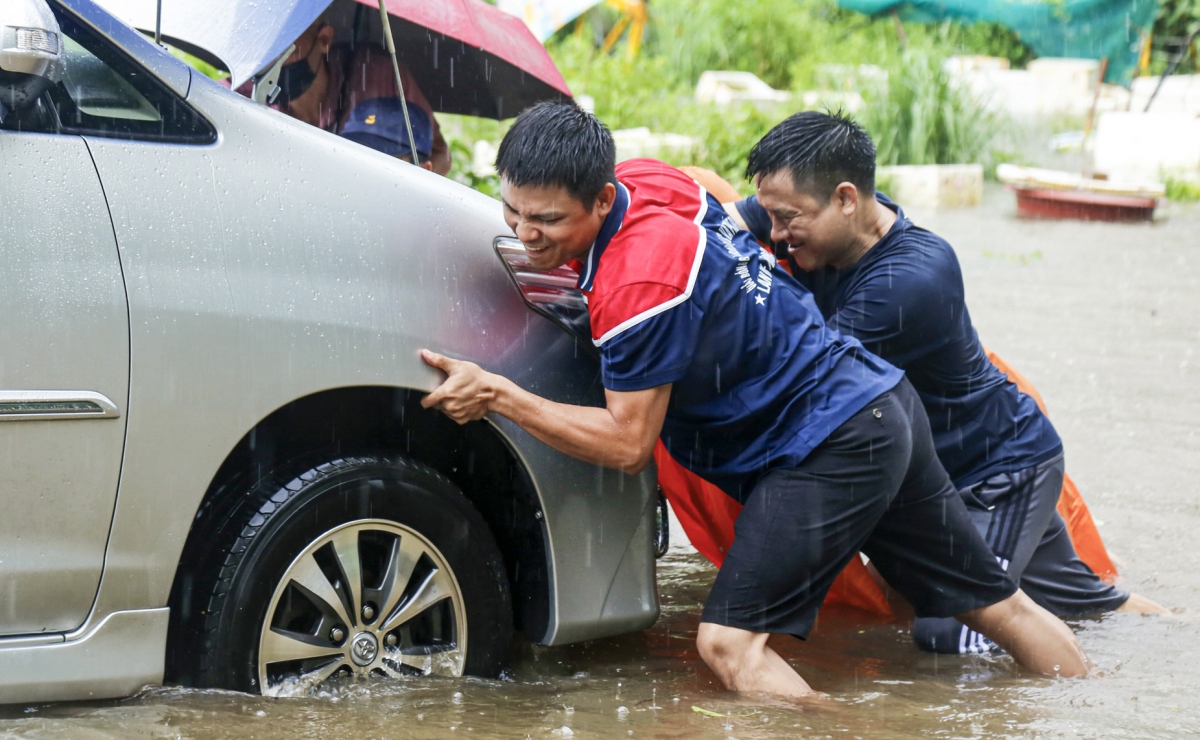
[420,350,670,474]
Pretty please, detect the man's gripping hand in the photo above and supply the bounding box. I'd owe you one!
[420,349,499,424]
[420,348,670,475]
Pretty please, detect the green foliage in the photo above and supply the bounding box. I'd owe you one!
[549,36,799,187]
[1156,0,1200,37]
[951,21,1035,68]
[1150,0,1200,75]
[673,105,788,186]
[1165,174,1200,201]
[859,50,1002,166]
[549,37,689,130]
[167,46,228,81]
[422,0,1029,195]
[786,14,1031,91]
[644,0,824,89]
[439,114,508,199]
[621,0,1031,90]
[446,139,501,199]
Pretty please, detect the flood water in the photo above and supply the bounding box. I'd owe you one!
[3,190,1198,738]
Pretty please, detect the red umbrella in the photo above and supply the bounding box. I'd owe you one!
[327,0,572,119]
[100,0,570,119]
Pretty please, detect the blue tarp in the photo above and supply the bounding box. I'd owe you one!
[837,0,1159,84]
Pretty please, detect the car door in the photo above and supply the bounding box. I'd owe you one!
[0,134,128,634]
[0,0,209,636]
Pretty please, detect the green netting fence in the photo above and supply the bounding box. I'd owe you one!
[837,0,1159,84]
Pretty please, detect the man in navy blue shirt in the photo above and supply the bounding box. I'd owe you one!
[728,111,1166,654]
[420,102,1090,697]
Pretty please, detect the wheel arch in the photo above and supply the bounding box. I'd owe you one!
[164,385,550,684]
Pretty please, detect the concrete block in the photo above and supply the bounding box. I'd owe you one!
[798,90,865,113]
[1028,58,1100,96]
[611,127,699,162]
[877,164,984,209]
[953,68,1038,116]
[953,58,1105,118]
[1093,111,1200,181]
[944,55,1010,75]
[1130,75,1200,115]
[1096,83,1132,114]
[1028,58,1100,117]
[814,64,887,93]
[694,71,790,107]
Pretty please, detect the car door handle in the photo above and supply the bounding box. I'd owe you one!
[0,391,120,421]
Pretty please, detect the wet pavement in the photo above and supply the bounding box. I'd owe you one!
[3,189,1198,738]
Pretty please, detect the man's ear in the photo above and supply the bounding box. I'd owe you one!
[835,182,859,216]
[593,182,618,219]
[314,23,335,55]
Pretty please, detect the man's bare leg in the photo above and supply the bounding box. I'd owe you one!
[696,622,813,698]
[1117,592,1172,615]
[958,589,1091,677]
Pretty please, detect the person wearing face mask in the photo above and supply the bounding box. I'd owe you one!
[274,19,451,175]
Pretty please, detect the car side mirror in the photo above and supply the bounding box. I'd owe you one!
[0,0,63,117]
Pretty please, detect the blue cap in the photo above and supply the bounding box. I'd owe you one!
[340,97,433,160]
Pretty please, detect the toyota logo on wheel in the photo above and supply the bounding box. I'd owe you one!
[349,632,379,666]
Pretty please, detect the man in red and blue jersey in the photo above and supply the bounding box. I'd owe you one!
[726,112,1167,656]
[420,102,1090,697]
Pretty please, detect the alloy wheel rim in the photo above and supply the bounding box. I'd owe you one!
[257,519,467,697]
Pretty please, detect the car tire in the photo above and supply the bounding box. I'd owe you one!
[194,454,512,695]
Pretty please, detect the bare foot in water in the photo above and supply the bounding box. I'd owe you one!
[1117,593,1173,616]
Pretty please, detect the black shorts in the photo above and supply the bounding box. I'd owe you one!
[701,377,1018,638]
[912,453,1130,654]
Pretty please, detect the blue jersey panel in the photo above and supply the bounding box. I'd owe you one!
[598,187,903,500]
[737,193,1062,488]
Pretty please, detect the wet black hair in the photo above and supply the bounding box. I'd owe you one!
[746,110,876,200]
[495,101,616,209]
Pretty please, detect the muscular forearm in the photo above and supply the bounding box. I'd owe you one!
[420,349,668,474]
[490,376,654,474]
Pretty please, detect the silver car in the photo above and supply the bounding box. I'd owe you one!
[0,0,659,704]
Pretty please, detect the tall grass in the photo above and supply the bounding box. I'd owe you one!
[643,0,825,89]
[860,51,1001,166]
[639,0,1031,90]
[439,0,1020,194]
[556,0,1017,174]
[548,36,794,186]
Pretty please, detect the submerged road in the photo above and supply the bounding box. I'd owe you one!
[2,187,1197,738]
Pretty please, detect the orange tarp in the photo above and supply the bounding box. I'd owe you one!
[983,350,1117,581]
[661,166,1116,613]
[656,350,1118,617]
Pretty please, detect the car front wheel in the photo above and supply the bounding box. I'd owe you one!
[195,455,512,696]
